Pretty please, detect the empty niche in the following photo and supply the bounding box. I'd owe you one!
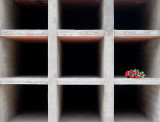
[114,0,154,30]
[1,0,48,29]
[114,85,159,122]
[17,43,48,76]
[60,85,101,122]
[3,85,48,122]
[17,6,48,29]
[19,85,48,112]
[60,42,102,77]
[60,0,101,29]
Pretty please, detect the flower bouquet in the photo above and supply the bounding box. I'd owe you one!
[125,69,146,78]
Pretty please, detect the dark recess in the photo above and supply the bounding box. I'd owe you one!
[61,7,100,29]
[61,42,100,76]
[114,6,147,29]
[62,85,99,112]
[19,85,48,112]
[18,43,48,76]
[115,85,140,112]
[17,6,48,29]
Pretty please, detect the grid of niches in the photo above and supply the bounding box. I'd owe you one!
[1,0,160,122]
[0,0,48,122]
[114,0,160,122]
[57,0,109,121]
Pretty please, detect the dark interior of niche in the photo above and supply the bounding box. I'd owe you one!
[17,6,48,29]
[114,85,140,112]
[19,85,48,112]
[60,6,100,29]
[114,6,147,29]
[62,85,99,112]
[17,43,48,76]
[114,43,144,76]
[61,42,100,76]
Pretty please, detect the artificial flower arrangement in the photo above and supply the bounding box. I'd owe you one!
[125,69,146,78]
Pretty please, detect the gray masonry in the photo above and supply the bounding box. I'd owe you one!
[0,0,160,122]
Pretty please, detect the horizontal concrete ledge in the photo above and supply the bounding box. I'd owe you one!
[57,77,105,85]
[115,30,160,43]
[0,77,105,85]
[58,30,104,43]
[0,77,160,85]
[114,77,160,85]
[1,29,105,43]
[0,77,48,85]
[1,30,160,43]
[0,30,48,43]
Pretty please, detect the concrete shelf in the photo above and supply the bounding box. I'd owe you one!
[0,77,48,85]
[1,30,48,43]
[3,29,160,43]
[114,77,160,85]
[58,30,104,43]
[1,29,104,43]
[57,77,104,85]
[115,30,160,43]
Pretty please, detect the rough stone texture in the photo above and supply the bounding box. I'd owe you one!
[0,0,160,122]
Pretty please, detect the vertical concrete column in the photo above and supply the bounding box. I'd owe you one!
[48,0,59,121]
[102,0,114,121]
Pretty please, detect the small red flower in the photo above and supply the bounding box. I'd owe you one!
[130,69,133,73]
[125,71,129,76]
[134,76,139,78]
[140,73,143,77]
[130,75,133,78]
[133,72,136,75]
[136,71,139,74]
[129,75,132,78]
